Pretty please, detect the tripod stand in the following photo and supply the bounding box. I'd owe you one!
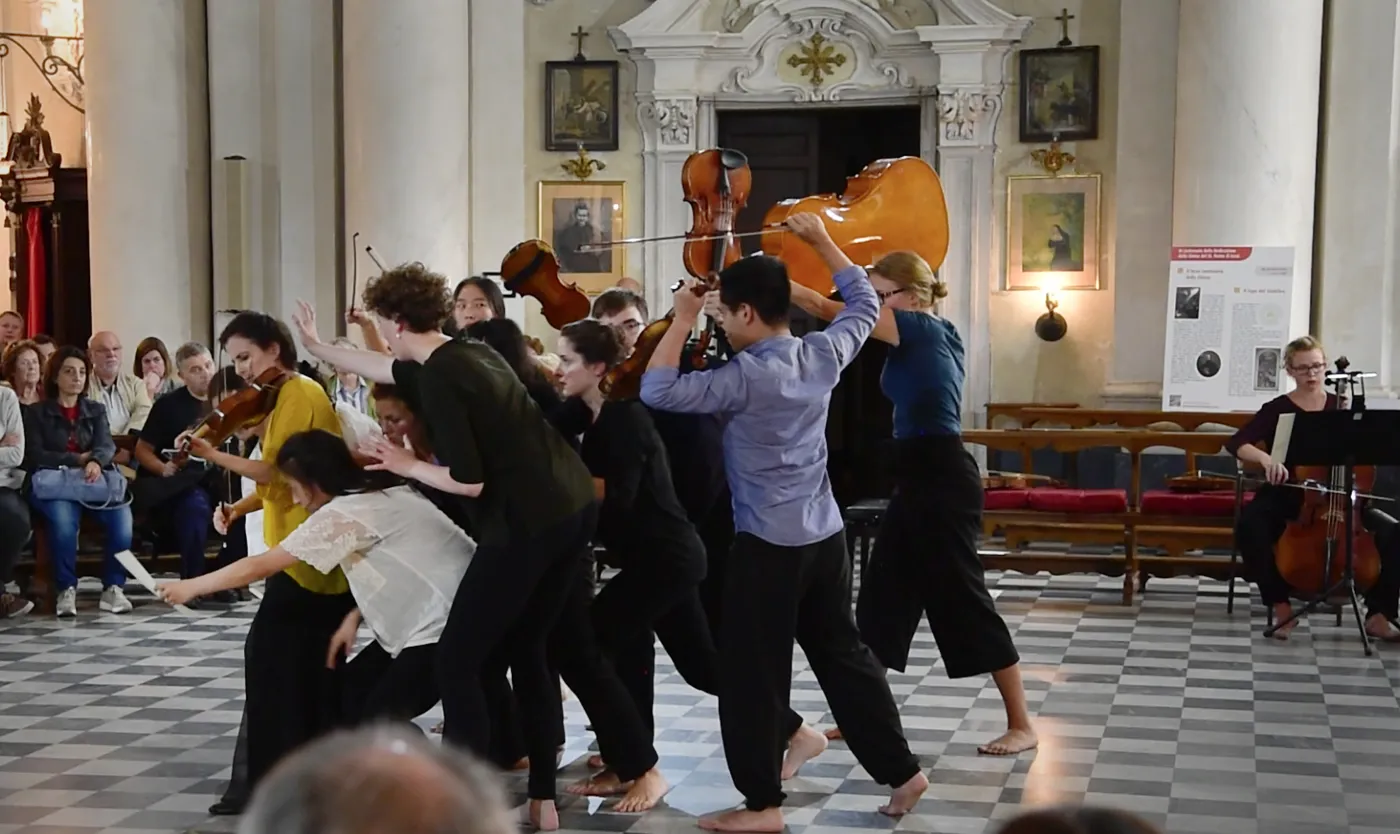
[1261,374,1400,655]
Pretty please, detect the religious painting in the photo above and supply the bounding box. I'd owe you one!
[544,60,619,151]
[1005,174,1100,291]
[1017,46,1099,143]
[538,179,626,294]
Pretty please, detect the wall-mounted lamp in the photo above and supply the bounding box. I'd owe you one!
[1034,291,1067,341]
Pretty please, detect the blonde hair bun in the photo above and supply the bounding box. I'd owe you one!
[871,251,944,307]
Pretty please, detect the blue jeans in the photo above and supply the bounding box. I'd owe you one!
[165,487,213,579]
[30,497,133,591]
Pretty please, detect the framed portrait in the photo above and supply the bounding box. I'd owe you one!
[544,60,619,151]
[1005,174,1100,291]
[538,179,626,294]
[1017,46,1099,143]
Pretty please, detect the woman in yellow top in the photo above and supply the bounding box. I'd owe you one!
[185,311,353,812]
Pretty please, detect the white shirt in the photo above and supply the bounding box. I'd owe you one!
[243,446,265,556]
[278,486,474,656]
[95,379,131,434]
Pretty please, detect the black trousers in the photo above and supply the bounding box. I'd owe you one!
[0,487,30,586]
[695,488,736,647]
[857,437,1020,678]
[1237,485,1400,618]
[342,642,440,725]
[436,505,596,801]
[549,563,660,788]
[722,530,920,811]
[244,573,355,791]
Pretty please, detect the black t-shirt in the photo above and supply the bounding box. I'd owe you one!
[392,339,594,547]
[136,387,205,476]
[575,399,703,574]
[647,408,727,524]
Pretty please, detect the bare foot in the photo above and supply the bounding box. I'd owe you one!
[520,799,559,832]
[879,770,928,817]
[1269,603,1296,640]
[566,770,628,798]
[781,724,828,780]
[615,768,668,813]
[511,757,530,771]
[978,726,1038,755]
[824,727,843,741]
[1365,614,1400,643]
[698,807,785,832]
[587,754,605,769]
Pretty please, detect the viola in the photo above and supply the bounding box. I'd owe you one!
[170,367,288,467]
[761,156,949,296]
[1273,359,1381,594]
[499,240,591,330]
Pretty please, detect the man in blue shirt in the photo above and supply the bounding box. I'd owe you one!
[641,214,927,831]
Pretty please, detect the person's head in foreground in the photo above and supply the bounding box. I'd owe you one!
[238,724,514,834]
[710,254,793,351]
[362,262,453,359]
[997,805,1162,834]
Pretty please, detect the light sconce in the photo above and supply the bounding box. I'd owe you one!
[1035,291,1067,341]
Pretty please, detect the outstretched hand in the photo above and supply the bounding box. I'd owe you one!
[291,300,323,347]
[785,212,830,246]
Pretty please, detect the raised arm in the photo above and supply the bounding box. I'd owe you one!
[292,300,395,383]
[789,280,901,346]
[348,309,391,354]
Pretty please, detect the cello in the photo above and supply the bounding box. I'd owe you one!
[498,240,592,330]
[1273,357,1381,595]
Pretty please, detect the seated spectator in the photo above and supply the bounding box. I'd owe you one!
[134,336,179,400]
[0,310,23,354]
[326,338,374,417]
[24,346,134,617]
[32,333,55,364]
[132,342,229,600]
[997,806,1162,834]
[86,331,152,452]
[2,339,43,405]
[237,724,514,834]
[0,384,32,618]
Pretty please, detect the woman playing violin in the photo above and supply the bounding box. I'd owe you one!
[1230,335,1400,641]
[181,312,354,813]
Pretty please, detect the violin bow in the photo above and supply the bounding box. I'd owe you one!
[349,232,360,316]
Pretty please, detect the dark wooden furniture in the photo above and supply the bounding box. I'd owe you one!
[2,164,90,348]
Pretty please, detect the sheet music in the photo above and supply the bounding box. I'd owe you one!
[1272,412,1295,465]
[114,550,195,615]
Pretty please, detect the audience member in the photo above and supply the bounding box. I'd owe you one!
[0,310,23,350]
[86,331,152,442]
[134,336,179,400]
[238,724,514,834]
[23,346,134,617]
[2,339,43,405]
[0,384,32,618]
[32,333,55,364]
[997,806,1162,834]
[326,338,374,417]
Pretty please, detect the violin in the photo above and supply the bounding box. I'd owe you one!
[983,471,1065,489]
[600,278,709,401]
[499,240,591,330]
[1274,358,1381,594]
[170,367,288,467]
[762,156,949,296]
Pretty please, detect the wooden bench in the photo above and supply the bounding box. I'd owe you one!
[965,429,1238,604]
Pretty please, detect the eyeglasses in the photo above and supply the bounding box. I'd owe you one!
[876,288,907,302]
[1288,362,1326,375]
[615,320,645,332]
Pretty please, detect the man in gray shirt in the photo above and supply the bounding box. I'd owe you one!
[0,384,32,618]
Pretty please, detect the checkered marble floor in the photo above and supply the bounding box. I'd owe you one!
[3,573,1400,834]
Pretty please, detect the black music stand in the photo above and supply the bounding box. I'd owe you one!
[1261,409,1400,654]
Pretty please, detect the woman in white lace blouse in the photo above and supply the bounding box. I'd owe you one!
[159,429,475,724]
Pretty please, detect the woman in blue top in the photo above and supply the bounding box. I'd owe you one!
[789,251,1036,756]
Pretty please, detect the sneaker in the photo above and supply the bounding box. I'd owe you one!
[56,587,77,618]
[100,586,133,614]
[249,581,265,600]
[0,593,33,618]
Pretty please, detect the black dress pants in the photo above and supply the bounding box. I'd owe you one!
[722,530,920,811]
[695,488,735,646]
[436,505,595,801]
[342,642,440,725]
[0,487,30,586]
[857,438,1020,678]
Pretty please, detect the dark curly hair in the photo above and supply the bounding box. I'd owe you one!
[42,345,91,401]
[219,311,299,370]
[560,318,624,370]
[363,262,453,334]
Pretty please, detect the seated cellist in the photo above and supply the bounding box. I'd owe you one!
[1230,335,1400,641]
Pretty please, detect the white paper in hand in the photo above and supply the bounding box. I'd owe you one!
[115,550,195,615]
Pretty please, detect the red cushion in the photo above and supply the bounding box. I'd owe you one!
[1026,487,1128,514]
[984,488,1030,510]
[1140,489,1252,516]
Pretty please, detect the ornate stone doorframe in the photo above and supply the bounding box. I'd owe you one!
[610,0,1030,428]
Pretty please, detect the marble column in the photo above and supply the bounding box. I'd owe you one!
[1316,1,1400,397]
[342,0,471,292]
[86,0,211,346]
[1172,0,1324,338]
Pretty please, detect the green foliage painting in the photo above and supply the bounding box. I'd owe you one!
[1020,192,1085,272]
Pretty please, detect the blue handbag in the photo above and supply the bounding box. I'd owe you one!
[29,466,130,509]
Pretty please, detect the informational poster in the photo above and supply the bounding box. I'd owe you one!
[1161,246,1295,412]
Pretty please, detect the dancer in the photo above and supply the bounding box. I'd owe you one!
[789,251,1036,756]
[160,429,473,724]
[292,266,665,828]
[641,213,926,832]
[184,312,352,812]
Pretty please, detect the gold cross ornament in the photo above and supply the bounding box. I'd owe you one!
[787,33,847,87]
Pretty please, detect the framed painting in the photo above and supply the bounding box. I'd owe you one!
[539,179,626,294]
[1005,174,1100,291]
[1018,46,1099,143]
[544,60,620,151]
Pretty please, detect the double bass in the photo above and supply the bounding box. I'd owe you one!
[1273,358,1381,594]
